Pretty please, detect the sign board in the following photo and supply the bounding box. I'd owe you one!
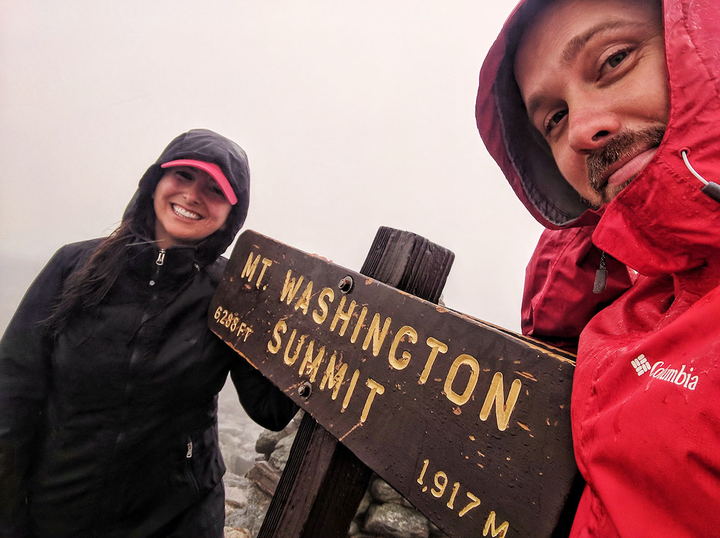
[210,230,578,538]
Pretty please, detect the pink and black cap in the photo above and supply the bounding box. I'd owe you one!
[160,159,238,205]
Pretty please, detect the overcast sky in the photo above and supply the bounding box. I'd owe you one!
[0,0,543,334]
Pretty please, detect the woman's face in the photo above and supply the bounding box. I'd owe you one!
[153,166,232,248]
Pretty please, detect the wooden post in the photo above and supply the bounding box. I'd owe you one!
[257,227,455,538]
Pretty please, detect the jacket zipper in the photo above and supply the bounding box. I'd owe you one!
[149,248,166,287]
[185,437,200,497]
[104,248,166,521]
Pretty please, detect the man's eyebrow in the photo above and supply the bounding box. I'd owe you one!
[524,20,649,121]
[561,20,640,64]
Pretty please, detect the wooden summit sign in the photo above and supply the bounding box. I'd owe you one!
[210,230,578,538]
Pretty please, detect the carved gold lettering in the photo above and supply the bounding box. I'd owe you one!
[479,372,522,432]
[342,369,361,412]
[283,329,306,366]
[320,352,347,400]
[280,270,304,304]
[420,337,448,384]
[431,471,448,498]
[360,378,385,422]
[255,258,273,288]
[483,511,509,537]
[350,306,368,344]
[298,340,325,382]
[267,320,287,354]
[241,252,261,281]
[294,281,314,315]
[388,325,418,370]
[444,354,480,406]
[459,492,481,518]
[330,296,357,336]
[361,313,392,357]
[312,287,334,325]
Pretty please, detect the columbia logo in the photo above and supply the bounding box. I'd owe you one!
[630,354,699,391]
[631,354,651,376]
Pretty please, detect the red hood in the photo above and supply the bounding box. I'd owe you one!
[476,0,720,236]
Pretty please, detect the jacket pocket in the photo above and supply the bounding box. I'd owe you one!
[184,437,201,498]
[182,425,225,500]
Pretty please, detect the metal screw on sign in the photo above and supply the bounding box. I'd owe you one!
[298,381,313,399]
[338,276,354,293]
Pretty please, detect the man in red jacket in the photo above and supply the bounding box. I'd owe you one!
[477,0,720,536]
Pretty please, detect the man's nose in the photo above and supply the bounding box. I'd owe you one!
[567,106,621,154]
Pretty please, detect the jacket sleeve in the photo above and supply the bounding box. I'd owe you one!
[521,226,633,353]
[0,246,77,537]
[229,358,298,432]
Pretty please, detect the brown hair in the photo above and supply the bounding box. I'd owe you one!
[46,219,137,336]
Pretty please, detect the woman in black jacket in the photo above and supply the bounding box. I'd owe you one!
[0,129,298,538]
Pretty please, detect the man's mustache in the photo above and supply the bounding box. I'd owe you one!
[587,127,665,192]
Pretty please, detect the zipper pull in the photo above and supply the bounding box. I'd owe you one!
[150,249,166,286]
[593,251,607,294]
[186,440,193,458]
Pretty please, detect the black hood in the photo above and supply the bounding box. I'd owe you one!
[123,129,250,265]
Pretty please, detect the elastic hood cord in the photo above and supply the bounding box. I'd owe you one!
[593,251,607,294]
[680,149,720,203]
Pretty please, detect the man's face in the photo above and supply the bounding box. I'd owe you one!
[514,0,669,207]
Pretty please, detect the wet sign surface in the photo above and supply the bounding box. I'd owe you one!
[210,230,578,538]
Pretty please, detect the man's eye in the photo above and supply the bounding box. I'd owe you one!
[545,109,567,134]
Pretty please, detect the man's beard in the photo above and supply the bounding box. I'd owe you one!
[585,126,665,205]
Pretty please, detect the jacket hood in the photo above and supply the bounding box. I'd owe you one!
[476,0,720,229]
[123,129,250,265]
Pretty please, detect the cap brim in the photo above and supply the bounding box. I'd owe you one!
[161,159,238,205]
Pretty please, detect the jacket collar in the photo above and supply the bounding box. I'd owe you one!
[125,241,200,289]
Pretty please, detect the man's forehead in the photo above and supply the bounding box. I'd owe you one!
[513,0,663,101]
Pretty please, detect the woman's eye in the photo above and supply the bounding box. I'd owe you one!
[606,50,628,69]
[208,184,224,197]
[176,170,193,181]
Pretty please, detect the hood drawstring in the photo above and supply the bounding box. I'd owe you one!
[593,251,607,294]
[680,149,720,203]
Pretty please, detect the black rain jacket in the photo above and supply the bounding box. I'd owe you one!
[0,129,298,537]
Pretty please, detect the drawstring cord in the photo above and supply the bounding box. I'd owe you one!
[680,149,720,203]
[593,251,607,294]
[590,150,717,296]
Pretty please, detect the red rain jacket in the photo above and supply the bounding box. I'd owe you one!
[477,0,720,536]
[521,226,633,354]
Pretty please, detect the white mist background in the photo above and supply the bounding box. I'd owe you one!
[0,1,542,337]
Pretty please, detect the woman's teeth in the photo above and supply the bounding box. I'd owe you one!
[172,204,201,220]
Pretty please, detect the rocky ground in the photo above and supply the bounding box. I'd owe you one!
[218,382,448,538]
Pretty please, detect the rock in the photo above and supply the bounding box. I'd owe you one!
[225,485,273,538]
[225,485,249,509]
[254,429,284,456]
[224,528,252,538]
[363,503,429,538]
[355,489,372,516]
[370,477,403,504]
[224,472,247,488]
[245,460,282,496]
[267,433,295,472]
